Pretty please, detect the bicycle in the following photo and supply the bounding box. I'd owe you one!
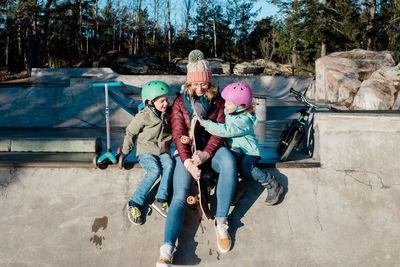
[277,88,339,162]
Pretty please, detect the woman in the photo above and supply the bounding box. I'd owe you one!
[156,50,237,267]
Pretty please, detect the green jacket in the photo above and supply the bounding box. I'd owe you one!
[122,106,172,157]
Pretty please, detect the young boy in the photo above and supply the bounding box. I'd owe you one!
[121,81,174,225]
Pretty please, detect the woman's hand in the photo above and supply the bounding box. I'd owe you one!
[184,159,201,180]
[192,150,210,165]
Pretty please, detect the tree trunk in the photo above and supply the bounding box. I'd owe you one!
[291,43,297,76]
[86,19,89,55]
[134,0,142,54]
[37,0,53,67]
[152,0,159,46]
[119,20,122,51]
[269,21,276,61]
[167,0,172,64]
[184,0,191,36]
[321,0,327,57]
[367,0,376,50]
[212,0,217,58]
[26,21,34,75]
[78,0,83,55]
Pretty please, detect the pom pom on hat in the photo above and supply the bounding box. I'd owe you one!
[188,49,205,62]
[186,49,212,83]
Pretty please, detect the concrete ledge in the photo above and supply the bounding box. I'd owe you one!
[314,112,400,178]
[0,137,102,153]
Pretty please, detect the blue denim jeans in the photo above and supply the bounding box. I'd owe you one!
[163,146,236,247]
[230,147,272,185]
[130,153,175,205]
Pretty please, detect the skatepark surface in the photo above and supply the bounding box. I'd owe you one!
[1,69,399,267]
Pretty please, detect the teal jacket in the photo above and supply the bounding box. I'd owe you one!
[201,110,260,157]
[122,106,172,157]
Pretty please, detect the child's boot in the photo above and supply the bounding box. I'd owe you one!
[156,243,175,267]
[126,201,143,225]
[151,199,169,218]
[263,176,284,205]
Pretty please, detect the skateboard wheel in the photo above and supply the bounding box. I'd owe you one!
[181,135,190,144]
[187,195,198,205]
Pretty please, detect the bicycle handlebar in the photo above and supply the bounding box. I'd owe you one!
[289,88,339,112]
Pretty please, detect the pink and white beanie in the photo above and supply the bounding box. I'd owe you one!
[186,49,212,84]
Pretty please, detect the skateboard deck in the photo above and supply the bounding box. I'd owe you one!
[185,118,214,220]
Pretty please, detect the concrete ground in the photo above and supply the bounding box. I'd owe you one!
[0,165,399,267]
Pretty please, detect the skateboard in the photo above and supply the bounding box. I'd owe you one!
[183,118,214,220]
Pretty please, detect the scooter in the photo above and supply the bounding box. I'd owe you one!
[91,81,124,169]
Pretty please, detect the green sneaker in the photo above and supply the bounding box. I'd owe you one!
[151,201,169,218]
[126,203,143,225]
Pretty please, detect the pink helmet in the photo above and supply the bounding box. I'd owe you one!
[221,82,253,108]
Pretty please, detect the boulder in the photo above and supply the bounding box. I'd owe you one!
[233,61,265,75]
[314,49,396,105]
[233,59,293,76]
[351,64,400,110]
[98,54,177,75]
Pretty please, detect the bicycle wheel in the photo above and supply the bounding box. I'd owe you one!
[279,127,304,162]
[277,121,299,155]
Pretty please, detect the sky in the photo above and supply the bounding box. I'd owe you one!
[252,1,280,20]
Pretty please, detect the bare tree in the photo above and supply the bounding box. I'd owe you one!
[134,0,142,54]
[212,0,217,57]
[367,0,377,50]
[167,0,172,63]
[183,0,192,36]
[321,0,326,57]
[152,0,160,45]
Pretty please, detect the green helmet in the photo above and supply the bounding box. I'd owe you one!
[141,81,170,103]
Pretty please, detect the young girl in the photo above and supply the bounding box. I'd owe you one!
[199,82,284,205]
[121,81,175,225]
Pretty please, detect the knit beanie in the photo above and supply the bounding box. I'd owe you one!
[186,50,212,84]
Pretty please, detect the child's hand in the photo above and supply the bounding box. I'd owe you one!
[188,164,201,180]
[192,150,210,165]
[184,159,201,179]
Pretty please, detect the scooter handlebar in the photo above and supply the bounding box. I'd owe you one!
[290,88,301,96]
[91,81,123,88]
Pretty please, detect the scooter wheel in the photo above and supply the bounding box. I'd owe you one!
[118,155,124,170]
[92,154,99,169]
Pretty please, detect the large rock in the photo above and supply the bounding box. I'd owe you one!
[233,59,293,76]
[314,49,396,105]
[98,54,177,75]
[351,64,400,110]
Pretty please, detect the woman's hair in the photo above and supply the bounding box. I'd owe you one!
[184,82,219,101]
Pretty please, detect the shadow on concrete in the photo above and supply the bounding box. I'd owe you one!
[173,206,202,265]
[228,169,289,250]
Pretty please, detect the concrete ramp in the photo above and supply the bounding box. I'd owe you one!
[0,166,399,267]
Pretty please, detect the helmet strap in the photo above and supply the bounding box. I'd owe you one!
[234,106,247,113]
